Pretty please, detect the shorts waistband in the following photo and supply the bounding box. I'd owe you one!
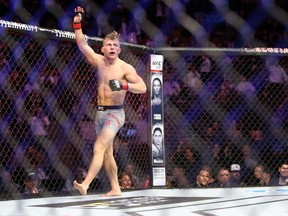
[97,105,124,111]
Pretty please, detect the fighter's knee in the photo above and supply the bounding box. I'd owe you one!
[93,140,106,152]
[93,147,105,155]
[103,150,113,159]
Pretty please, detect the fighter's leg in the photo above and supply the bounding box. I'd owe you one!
[101,110,124,196]
[101,143,122,197]
[73,128,115,195]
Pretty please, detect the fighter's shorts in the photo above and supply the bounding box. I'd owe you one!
[95,105,125,136]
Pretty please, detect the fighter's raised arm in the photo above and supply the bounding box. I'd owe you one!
[73,6,101,67]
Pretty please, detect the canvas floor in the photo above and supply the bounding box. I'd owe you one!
[1,186,288,216]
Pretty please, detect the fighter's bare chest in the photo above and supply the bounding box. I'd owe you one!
[98,64,125,82]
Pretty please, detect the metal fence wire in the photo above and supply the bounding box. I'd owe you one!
[0,21,288,200]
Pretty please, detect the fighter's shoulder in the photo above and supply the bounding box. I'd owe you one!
[96,54,105,62]
[120,60,135,72]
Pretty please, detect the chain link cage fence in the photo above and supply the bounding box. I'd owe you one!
[1,20,288,201]
[159,48,288,188]
[0,21,151,200]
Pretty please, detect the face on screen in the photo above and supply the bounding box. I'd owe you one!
[153,79,161,95]
[153,128,163,145]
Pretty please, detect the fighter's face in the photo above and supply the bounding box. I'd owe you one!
[101,39,121,59]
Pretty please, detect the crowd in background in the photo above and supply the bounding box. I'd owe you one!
[163,54,288,187]
[0,0,288,199]
[1,0,288,48]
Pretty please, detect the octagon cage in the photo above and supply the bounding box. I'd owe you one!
[0,20,288,200]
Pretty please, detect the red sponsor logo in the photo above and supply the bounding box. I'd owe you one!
[108,113,121,127]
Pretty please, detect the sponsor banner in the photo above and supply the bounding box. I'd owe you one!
[152,167,166,186]
[0,19,102,42]
[150,54,164,71]
[151,72,163,126]
[150,54,166,187]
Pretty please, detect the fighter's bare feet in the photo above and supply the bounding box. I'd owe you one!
[100,188,122,197]
[73,180,88,195]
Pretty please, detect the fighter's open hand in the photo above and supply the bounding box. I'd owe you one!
[74,6,84,23]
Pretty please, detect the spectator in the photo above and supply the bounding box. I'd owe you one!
[212,167,231,187]
[170,167,190,188]
[119,173,134,190]
[3,149,27,194]
[119,15,141,44]
[208,121,225,145]
[24,145,65,192]
[239,143,259,183]
[166,25,192,47]
[74,166,87,185]
[216,140,243,170]
[147,0,170,27]
[249,127,267,157]
[203,125,215,146]
[234,74,256,100]
[248,165,271,186]
[142,174,150,189]
[22,173,41,198]
[227,120,243,143]
[264,57,288,111]
[242,143,258,169]
[192,169,212,187]
[180,147,202,184]
[211,79,240,111]
[201,164,216,184]
[114,138,131,173]
[108,3,129,32]
[183,61,203,92]
[23,81,40,96]
[123,164,141,189]
[229,164,246,187]
[8,66,28,93]
[266,129,288,168]
[198,55,213,84]
[212,143,221,168]
[134,102,149,143]
[163,66,181,100]
[24,90,45,117]
[76,115,96,164]
[269,161,288,186]
[186,0,213,24]
[28,107,50,137]
[171,139,188,167]
[38,65,60,90]
[271,98,288,132]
